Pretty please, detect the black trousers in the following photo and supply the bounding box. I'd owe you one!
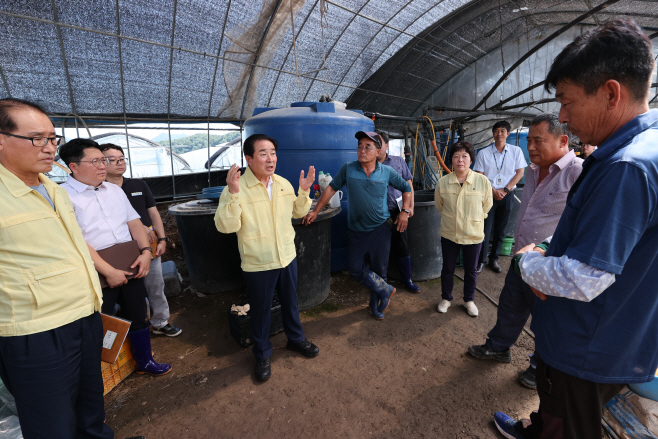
[486,268,536,352]
[0,312,113,439]
[479,191,514,264]
[389,209,410,258]
[242,258,305,360]
[520,356,625,439]
[440,237,481,302]
[101,277,148,332]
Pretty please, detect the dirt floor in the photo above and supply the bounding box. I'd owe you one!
[105,227,540,439]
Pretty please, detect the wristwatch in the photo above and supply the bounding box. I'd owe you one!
[401,208,410,214]
[140,247,153,254]
[157,236,169,242]
[503,187,510,193]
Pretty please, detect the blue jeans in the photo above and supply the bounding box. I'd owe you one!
[242,258,305,360]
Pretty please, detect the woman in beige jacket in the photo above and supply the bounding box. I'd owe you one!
[435,141,493,317]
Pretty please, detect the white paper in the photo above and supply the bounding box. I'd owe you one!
[396,196,403,210]
[103,330,118,350]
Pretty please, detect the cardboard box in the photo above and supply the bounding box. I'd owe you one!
[101,339,135,395]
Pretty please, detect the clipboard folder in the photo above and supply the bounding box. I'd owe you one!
[97,240,140,288]
[101,313,131,364]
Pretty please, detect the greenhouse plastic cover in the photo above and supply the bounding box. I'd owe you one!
[1,0,657,146]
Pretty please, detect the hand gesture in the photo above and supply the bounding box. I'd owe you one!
[227,164,241,194]
[302,211,318,226]
[300,166,315,192]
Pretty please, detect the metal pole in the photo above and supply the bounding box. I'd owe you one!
[74,117,80,138]
[168,121,176,198]
[207,120,211,187]
[240,122,244,168]
[124,118,133,178]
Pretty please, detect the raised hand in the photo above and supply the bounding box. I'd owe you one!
[227,164,241,194]
[299,166,315,191]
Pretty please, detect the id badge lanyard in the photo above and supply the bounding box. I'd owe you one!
[493,147,507,187]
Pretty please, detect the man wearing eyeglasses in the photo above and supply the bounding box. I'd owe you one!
[59,138,172,379]
[303,131,412,319]
[101,143,182,338]
[0,99,114,437]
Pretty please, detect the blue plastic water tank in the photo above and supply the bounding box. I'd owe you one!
[244,102,375,271]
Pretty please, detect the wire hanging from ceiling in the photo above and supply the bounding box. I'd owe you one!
[290,0,304,101]
[319,0,331,98]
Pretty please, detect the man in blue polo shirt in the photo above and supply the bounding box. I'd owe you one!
[304,131,411,319]
[494,18,658,439]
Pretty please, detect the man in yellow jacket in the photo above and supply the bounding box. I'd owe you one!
[0,99,113,438]
[215,134,318,381]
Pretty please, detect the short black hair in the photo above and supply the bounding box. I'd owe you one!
[375,130,390,145]
[243,134,278,157]
[492,120,511,134]
[545,18,654,102]
[0,98,48,133]
[99,143,124,155]
[450,141,475,163]
[58,138,101,166]
[530,113,570,138]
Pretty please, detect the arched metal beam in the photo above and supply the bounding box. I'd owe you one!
[321,0,470,107]
[388,4,545,116]
[471,0,621,111]
[330,0,417,105]
[354,0,526,112]
[0,66,11,98]
[206,0,233,118]
[406,12,658,118]
[238,0,284,120]
[300,0,371,102]
[266,0,319,106]
[50,0,76,114]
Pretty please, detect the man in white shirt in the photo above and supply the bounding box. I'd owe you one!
[59,138,171,376]
[473,121,527,273]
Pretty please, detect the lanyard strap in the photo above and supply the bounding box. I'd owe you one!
[492,147,507,175]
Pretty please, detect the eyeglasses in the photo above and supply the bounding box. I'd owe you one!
[105,157,127,165]
[357,146,379,152]
[78,158,108,168]
[0,132,63,147]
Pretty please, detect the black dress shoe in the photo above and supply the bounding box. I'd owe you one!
[286,339,320,358]
[489,260,502,273]
[467,344,512,363]
[476,263,485,274]
[255,358,271,381]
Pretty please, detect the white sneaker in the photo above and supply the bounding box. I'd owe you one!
[437,299,451,313]
[464,301,478,317]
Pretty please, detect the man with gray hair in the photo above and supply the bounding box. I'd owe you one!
[468,113,582,389]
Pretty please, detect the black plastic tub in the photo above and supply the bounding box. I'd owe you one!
[389,189,442,281]
[169,200,340,311]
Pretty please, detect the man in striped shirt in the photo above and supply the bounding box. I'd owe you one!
[468,113,582,389]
